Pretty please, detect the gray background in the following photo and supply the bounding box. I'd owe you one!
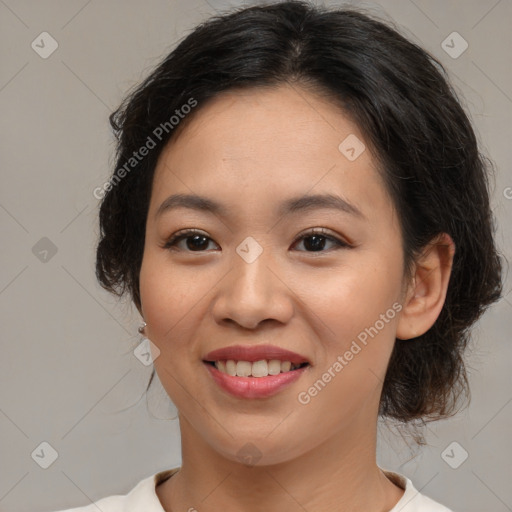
[0,1,511,511]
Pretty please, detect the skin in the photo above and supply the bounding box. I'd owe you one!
[138,83,455,512]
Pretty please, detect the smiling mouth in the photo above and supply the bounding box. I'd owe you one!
[203,359,310,378]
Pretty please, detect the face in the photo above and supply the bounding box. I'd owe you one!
[139,84,408,465]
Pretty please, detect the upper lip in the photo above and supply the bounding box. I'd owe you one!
[203,344,310,364]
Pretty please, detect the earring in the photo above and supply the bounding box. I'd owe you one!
[138,322,147,335]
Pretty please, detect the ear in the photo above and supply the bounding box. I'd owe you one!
[396,233,456,340]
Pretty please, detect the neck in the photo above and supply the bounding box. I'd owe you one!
[157,414,404,512]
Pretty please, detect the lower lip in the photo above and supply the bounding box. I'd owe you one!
[204,362,309,399]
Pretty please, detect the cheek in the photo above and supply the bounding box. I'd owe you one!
[304,254,401,334]
[139,251,198,348]
[139,254,204,407]
[303,252,402,391]
[294,268,401,432]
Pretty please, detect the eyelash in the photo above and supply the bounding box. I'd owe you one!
[162,228,351,253]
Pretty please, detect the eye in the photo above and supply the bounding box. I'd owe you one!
[291,228,350,252]
[162,227,351,253]
[163,229,219,252]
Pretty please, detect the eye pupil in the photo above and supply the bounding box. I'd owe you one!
[304,235,326,252]
[187,235,209,251]
[166,230,345,253]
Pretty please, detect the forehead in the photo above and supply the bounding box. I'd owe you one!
[150,84,392,225]
[159,84,367,167]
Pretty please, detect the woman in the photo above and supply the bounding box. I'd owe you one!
[57,1,503,511]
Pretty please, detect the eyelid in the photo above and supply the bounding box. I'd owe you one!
[163,227,352,252]
[162,228,215,250]
[292,227,351,248]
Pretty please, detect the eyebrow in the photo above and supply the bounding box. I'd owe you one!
[155,192,365,220]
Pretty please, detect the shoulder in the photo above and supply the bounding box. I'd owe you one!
[48,468,179,512]
[50,493,125,512]
[382,469,454,512]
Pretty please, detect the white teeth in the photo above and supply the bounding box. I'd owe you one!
[281,361,292,372]
[251,360,268,378]
[213,359,306,377]
[268,359,281,375]
[225,360,237,376]
[236,360,252,377]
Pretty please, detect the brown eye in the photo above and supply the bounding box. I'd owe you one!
[163,230,219,252]
[163,228,350,253]
[292,228,350,253]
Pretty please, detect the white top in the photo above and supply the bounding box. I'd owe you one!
[52,467,453,512]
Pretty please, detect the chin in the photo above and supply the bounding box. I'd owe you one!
[208,430,308,468]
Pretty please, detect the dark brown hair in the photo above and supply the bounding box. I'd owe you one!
[96,1,503,428]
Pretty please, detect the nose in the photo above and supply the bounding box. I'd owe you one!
[211,247,294,330]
